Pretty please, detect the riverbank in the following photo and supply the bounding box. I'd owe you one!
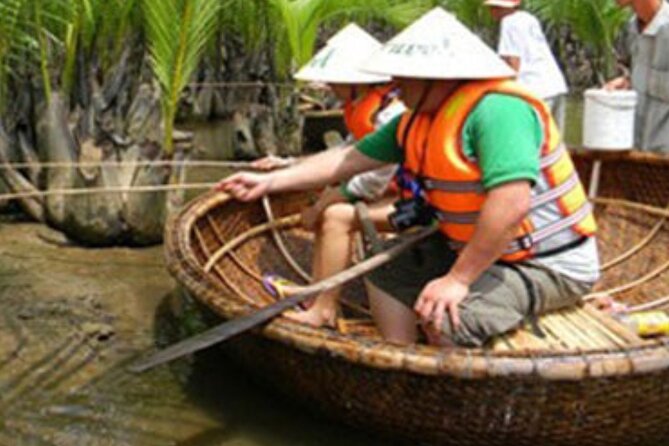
[0,218,389,445]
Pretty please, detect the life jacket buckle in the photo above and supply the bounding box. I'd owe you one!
[517,234,534,251]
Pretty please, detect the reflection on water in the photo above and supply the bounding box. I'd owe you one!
[564,95,584,147]
[0,221,389,446]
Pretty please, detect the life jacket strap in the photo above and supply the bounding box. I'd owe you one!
[506,201,593,254]
[530,171,580,209]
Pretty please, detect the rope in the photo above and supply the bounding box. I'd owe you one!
[0,159,253,170]
[186,81,327,91]
[0,182,218,201]
[187,81,294,89]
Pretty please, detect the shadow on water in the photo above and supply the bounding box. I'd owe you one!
[152,289,394,446]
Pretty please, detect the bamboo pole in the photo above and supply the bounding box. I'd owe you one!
[601,217,666,271]
[261,195,312,282]
[204,214,302,273]
[627,295,669,313]
[585,259,669,300]
[593,197,669,219]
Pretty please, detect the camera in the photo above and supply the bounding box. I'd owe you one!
[388,197,435,231]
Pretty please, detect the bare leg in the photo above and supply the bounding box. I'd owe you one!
[366,281,418,344]
[286,198,394,327]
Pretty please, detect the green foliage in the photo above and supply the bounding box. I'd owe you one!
[219,0,272,50]
[431,0,494,32]
[0,0,31,102]
[265,0,431,77]
[526,0,631,80]
[143,0,221,156]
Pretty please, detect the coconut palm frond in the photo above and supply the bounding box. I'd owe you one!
[220,0,272,51]
[0,0,31,79]
[436,0,493,31]
[268,0,431,75]
[320,0,430,29]
[574,1,630,78]
[143,0,221,156]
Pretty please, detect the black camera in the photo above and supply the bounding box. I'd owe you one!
[388,197,435,231]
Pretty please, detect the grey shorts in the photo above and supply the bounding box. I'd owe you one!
[367,233,592,347]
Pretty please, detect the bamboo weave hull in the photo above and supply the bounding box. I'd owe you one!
[165,150,669,446]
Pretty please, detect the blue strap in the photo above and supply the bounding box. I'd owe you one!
[395,167,424,199]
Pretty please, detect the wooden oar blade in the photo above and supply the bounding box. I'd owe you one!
[128,293,305,373]
[128,224,437,374]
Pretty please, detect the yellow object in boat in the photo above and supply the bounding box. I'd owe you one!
[619,311,669,338]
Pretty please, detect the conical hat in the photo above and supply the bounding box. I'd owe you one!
[294,23,391,84]
[363,8,514,80]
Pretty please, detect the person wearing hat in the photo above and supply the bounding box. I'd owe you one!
[218,8,600,347]
[484,0,569,132]
[257,24,405,328]
[605,0,669,152]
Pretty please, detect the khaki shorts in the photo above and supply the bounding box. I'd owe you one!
[367,233,592,347]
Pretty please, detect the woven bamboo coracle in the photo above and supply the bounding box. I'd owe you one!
[165,151,669,446]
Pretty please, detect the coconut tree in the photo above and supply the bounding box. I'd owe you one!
[143,0,221,157]
[527,0,631,82]
[432,0,494,37]
[266,0,431,76]
[0,0,32,109]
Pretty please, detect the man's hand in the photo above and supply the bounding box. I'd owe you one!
[604,76,631,91]
[414,274,470,335]
[216,172,273,201]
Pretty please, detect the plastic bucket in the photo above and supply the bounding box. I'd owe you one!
[582,89,637,150]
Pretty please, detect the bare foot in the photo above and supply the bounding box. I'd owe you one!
[284,305,338,328]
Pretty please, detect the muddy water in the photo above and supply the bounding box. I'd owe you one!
[0,120,387,446]
[0,219,387,446]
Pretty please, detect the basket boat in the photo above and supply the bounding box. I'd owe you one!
[165,150,669,446]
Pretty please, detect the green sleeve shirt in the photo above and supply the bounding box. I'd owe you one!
[356,93,542,190]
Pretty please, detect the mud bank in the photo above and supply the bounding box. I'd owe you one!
[0,219,387,445]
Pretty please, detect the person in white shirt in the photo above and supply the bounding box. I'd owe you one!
[485,0,569,131]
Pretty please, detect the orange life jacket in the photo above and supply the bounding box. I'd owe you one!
[396,79,596,262]
[344,84,396,140]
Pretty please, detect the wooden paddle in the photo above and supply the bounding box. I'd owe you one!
[128,224,438,373]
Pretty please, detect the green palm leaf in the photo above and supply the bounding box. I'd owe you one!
[143,0,221,156]
[528,0,631,80]
[267,0,430,76]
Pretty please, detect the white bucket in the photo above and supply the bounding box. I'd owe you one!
[582,89,637,150]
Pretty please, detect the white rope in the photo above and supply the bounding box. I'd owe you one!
[0,159,253,170]
[0,182,218,201]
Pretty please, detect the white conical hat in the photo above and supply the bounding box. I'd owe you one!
[363,7,515,80]
[294,23,391,84]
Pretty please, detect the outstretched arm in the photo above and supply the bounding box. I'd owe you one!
[217,145,388,202]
